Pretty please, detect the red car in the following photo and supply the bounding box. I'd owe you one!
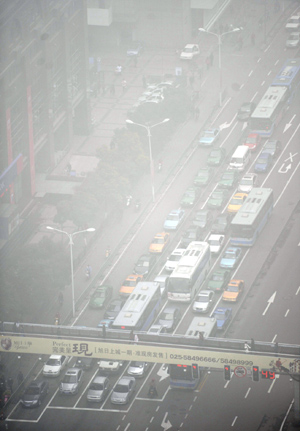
[243,133,261,151]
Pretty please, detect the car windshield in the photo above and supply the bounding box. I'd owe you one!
[216,312,226,318]
[196,295,208,302]
[257,157,267,164]
[161,313,174,320]
[227,285,238,292]
[62,375,77,384]
[222,173,232,180]
[203,131,214,138]
[184,191,194,197]
[169,254,181,262]
[114,384,128,393]
[230,198,242,205]
[167,215,179,221]
[95,291,105,298]
[123,280,135,287]
[183,47,193,53]
[240,105,250,112]
[216,217,226,225]
[137,259,149,267]
[153,237,164,244]
[240,178,252,185]
[212,273,224,281]
[46,358,60,366]
[130,361,143,368]
[212,191,222,199]
[246,136,257,144]
[264,142,275,149]
[223,252,235,259]
[196,213,206,221]
[25,386,39,395]
[289,34,299,40]
[210,151,220,157]
[90,383,104,390]
[209,239,220,246]
[197,171,207,177]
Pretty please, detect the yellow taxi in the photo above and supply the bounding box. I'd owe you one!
[149,232,170,254]
[227,192,248,213]
[222,279,244,302]
[119,274,143,296]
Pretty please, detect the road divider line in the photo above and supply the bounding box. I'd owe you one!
[231,416,238,426]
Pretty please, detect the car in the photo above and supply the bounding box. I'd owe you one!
[134,253,156,276]
[158,306,181,332]
[104,298,126,320]
[97,318,113,329]
[180,225,203,248]
[262,140,281,158]
[285,15,300,31]
[87,376,110,403]
[43,355,69,377]
[127,361,149,378]
[213,307,232,330]
[126,41,143,56]
[163,209,185,230]
[111,376,136,405]
[180,43,200,60]
[207,269,231,292]
[218,171,239,189]
[20,380,49,408]
[220,247,242,269]
[227,192,248,213]
[180,187,200,207]
[243,132,261,151]
[148,324,167,334]
[119,274,143,296]
[237,102,256,122]
[75,357,95,370]
[198,127,220,146]
[207,189,229,209]
[165,248,185,272]
[237,173,257,193]
[254,151,273,173]
[59,368,84,395]
[193,167,214,187]
[208,234,225,254]
[192,209,213,230]
[89,285,113,309]
[149,232,170,253]
[211,213,231,234]
[207,147,226,166]
[286,32,300,47]
[98,360,124,375]
[192,290,215,313]
[222,279,244,302]
[153,274,169,298]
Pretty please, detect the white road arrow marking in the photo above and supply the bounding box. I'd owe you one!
[278,163,292,173]
[161,412,172,430]
[262,292,276,316]
[284,114,296,133]
[220,114,237,130]
[157,364,169,382]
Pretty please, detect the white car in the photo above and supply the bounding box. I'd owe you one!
[165,248,185,272]
[154,275,169,298]
[208,234,225,254]
[286,32,300,48]
[237,173,257,193]
[43,355,69,377]
[192,290,215,313]
[180,44,200,60]
[285,16,300,31]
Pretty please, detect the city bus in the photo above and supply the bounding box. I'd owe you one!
[168,241,211,302]
[111,281,162,331]
[169,317,217,390]
[271,58,300,102]
[230,188,274,247]
[249,86,289,137]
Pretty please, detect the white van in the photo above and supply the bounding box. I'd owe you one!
[285,16,300,32]
[228,145,250,171]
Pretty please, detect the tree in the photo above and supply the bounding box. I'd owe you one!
[53,200,72,229]
[0,238,69,322]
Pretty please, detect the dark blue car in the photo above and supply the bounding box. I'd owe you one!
[254,151,272,173]
[213,307,232,330]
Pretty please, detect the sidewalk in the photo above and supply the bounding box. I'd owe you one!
[1,0,296,419]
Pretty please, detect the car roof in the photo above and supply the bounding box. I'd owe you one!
[209,234,223,240]
[117,376,135,384]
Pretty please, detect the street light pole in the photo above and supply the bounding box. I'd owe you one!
[46,226,95,318]
[199,27,242,106]
[126,118,169,202]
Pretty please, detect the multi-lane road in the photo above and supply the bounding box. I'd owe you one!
[4,8,300,431]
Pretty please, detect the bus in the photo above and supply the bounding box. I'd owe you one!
[111,281,162,331]
[230,188,273,247]
[271,58,300,102]
[168,241,211,302]
[249,85,289,137]
[169,317,217,390]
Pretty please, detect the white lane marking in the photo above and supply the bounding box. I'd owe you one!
[245,388,251,398]
[268,377,277,393]
[285,309,290,317]
[274,161,300,207]
[248,70,253,77]
[124,424,130,431]
[262,292,276,316]
[261,80,265,86]
[257,57,261,63]
[231,416,238,426]
[296,286,300,295]
[267,70,272,76]
[274,59,279,66]
[272,334,277,343]
[251,91,258,102]
[264,44,271,53]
